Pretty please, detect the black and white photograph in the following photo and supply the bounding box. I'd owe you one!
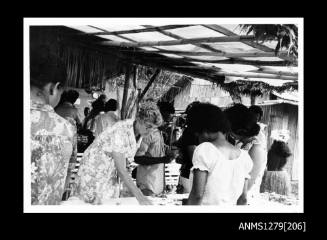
[24,18,303,214]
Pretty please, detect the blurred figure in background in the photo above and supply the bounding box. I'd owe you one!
[83,107,90,119]
[55,89,82,130]
[249,105,267,152]
[260,130,292,196]
[78,96,105,152]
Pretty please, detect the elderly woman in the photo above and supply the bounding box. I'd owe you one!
[134,100,177,196]
[72,102,162,205]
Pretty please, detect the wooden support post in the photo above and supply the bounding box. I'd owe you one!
[138,69,161,102]
[121,65,131,120]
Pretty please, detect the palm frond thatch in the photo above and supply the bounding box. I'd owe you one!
[239,24,298,57]
[220,80,298,99]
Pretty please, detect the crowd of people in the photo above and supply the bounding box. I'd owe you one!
[30,45,293,206]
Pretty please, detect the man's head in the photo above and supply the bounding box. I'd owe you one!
[30,44,66,107]
[157,101,175,123]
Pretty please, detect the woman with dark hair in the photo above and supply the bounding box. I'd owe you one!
[30,45,77,205]
[186,103,253,205]
[174,101,201,194]
[260,130,292,196]
[224,104,267,199]
[93,99,120,137]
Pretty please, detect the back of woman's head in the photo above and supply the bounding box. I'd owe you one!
[30,44,66,89]
[187,102,230,134]
[269,140,292,158]
[105,99,118,112]
[137,101,163,127]
[224,104,260,137]
[267,140,292,170]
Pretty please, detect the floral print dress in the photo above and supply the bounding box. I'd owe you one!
[73,119,141,204]
[31,100,76,205]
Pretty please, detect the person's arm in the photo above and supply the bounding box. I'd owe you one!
[134,148,178,165]
[237,179,249,205]
[186,169,208,205]
[111,151,152,205]
[134,155,170,165]
[247,144,267,191]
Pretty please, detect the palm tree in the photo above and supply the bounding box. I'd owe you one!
[239,24,298,57]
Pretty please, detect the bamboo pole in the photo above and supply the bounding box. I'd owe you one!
[116,49,294,60]
[138,69,161,101]
[132,65,138,89]
[121,65,131,120]
[248,69,298,76]
[181,56,293,66]
[221,72,298,81]
[100,35,255,47]
[85,25,193,35]
[173,65,297,80]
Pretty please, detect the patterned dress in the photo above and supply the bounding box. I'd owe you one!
[93,111,119,138]
[73,119,141,204]
[31,100,76,205]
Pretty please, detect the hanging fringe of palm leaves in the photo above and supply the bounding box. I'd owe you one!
[60,44,123,91]
[160,76,193,103]
[239,24,298,58]
[220,80,297,99]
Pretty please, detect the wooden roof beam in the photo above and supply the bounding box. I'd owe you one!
[142,24,224,53]
[174,65,298,80]
[248,69,298,77]
[181,56,293,66]
[84,25,194,35]
[99,35,255,47]
[115,49,295,60]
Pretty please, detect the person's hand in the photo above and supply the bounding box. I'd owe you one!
[237,195,248,205]
[166,149,179,161]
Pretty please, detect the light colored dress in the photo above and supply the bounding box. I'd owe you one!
[93,111,119,137]
[135,128,166,195]
[191,142,253,205]
[31,100,76,205]
[73,119,141,204]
